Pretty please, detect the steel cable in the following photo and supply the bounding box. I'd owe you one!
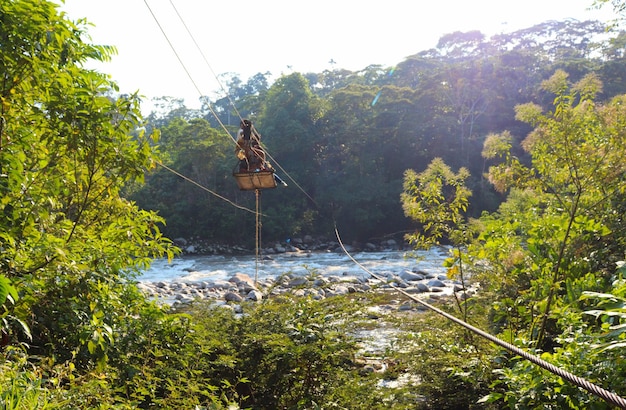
[334,225,626,409]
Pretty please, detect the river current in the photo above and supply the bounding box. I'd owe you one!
[139,247,451,284]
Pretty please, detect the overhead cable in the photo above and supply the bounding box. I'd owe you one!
[333,225,626,409]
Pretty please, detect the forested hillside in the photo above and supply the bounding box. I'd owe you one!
[128,18,626,246]
[2,0,626,408]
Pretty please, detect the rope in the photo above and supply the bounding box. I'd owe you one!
[255,189,261,283]
[333,226,626,409]
[146,0,319,213]
[156,0,314,202]
[167,0,245,125]
[263,149,318,207]
[145,1,277,287]
[143,0,238,146]
[155,161,258,215]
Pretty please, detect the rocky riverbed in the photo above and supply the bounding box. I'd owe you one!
[138,236,477,312]
[170,235,413,256]
[137,263,477,311]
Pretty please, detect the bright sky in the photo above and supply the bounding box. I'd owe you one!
[60,0,615,109]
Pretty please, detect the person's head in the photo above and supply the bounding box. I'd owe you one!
[241,119,252,140]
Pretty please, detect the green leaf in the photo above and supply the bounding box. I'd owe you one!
[0,276,18,306]
[477,392,502,403]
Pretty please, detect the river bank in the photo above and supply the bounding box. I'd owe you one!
[138,245,478,310]
[171,234,413,256]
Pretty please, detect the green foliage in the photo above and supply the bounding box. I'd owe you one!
[399,64,626,407]
[581,261,626,353]
[126,16,626,243]
[0,289,507,409]
[1,0,177,388]
[393,307,500,410]
[186,296,366,409]
[0,348,66,410]
[401,158,476,320]
[4,1,626,408]
[465,72,626,407]
[486,304,626,409]
[126,117,237,240]
[57,294,417,409]
[401,158,471,249]
[483,70,626,341]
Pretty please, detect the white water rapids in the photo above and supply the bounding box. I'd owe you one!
[139,247,451,284]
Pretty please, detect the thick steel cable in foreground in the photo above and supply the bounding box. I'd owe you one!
[333,226,626,409]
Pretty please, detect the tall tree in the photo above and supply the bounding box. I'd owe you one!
[255,73,326,238]
[470,71,626,407]
[0,0,174,365]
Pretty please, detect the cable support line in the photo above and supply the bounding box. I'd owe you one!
[142,0,202,105]
[263,149,319,207]
[162,0,302,191]
[167,0,245,124]
[145,1,278,283]
[155,161,258,215]
[143,0,238,146]
[154,0,316,209]
[255,189,262,283]
[333,225,626,409]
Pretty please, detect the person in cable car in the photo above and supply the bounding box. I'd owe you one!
[235,119,264,172]
[235,119,287,186]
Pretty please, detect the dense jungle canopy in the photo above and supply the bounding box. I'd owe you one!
[128,16,626,246]
[2,0,626,408]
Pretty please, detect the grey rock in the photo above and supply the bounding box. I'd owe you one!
[416,282,430,292]
[288,277,309,287]
[427,279,446,288]
[391,277,409,288]
[400,270,425,281]
[229,273,256,289]
[224,292,243,302]
[246,290,263,301]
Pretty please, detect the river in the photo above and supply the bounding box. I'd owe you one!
[139,247,451,284]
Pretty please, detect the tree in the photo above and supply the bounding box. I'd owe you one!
[0,0,175,366]
[401,158,474,317]
[127,117,242,240]
[255,73,326,238]
[472,71,626,407]
[436,30,487,59]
